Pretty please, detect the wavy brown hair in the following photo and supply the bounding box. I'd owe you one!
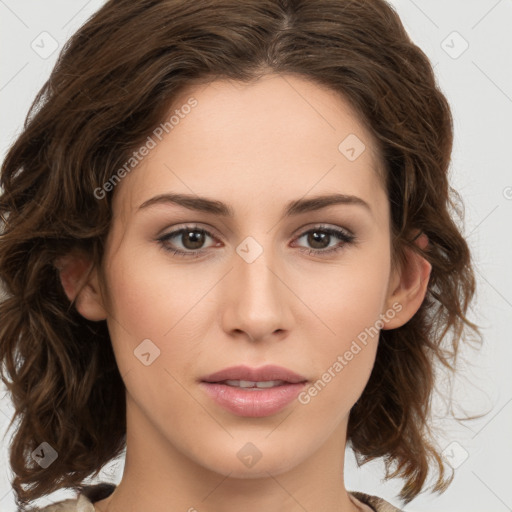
[0,0,480,509]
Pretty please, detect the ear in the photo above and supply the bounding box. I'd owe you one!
[381,231,432,330]
[54,249,108,322]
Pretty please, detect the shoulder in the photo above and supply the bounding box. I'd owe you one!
[350,491,403,512]
[29,496,92,512]
[29,482,116,512]
[33,485,396,512]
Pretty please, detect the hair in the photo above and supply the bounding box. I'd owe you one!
[0,0,480,509]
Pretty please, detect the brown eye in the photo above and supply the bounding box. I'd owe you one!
[179,229,207,250]
[158,226,216,257]
[305,230,331,250]
[294,226,355,256]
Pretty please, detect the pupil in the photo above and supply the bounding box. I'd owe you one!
[309,231,329,249]
[184,230,204,250]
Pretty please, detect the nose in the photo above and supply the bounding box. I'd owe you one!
[220,239,291,343]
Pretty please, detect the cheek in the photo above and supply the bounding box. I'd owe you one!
[298,245,391,344]
[102,253,206,423]
[293,246,391,400]
[103,247,212,374]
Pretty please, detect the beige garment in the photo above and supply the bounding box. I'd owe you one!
[33,483,403,512]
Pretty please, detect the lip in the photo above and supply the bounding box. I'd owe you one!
[201,364,307,384]
[200,365,308,418]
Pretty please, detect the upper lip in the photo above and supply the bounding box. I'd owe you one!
[201,364,308,384]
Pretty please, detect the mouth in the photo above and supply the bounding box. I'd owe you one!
[201,364,308,384]
[199,365,308,417]
[216,379,292,389]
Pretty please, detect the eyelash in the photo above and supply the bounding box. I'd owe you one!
[157,224,356,259]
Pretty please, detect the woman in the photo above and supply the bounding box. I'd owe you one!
[0,1,479,511]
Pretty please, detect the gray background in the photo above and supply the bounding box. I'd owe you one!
[1,1,511,510]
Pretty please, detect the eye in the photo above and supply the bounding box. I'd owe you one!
[157,225,218,258]
[157,224,356,259]
[292,225,356,256]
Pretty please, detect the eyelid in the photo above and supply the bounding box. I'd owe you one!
[157,221,220,238]
[291,222,354,238]
[158,221,353,241]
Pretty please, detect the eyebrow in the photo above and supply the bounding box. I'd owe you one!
[138,192,372,218]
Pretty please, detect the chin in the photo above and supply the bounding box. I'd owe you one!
[192,441,305,479]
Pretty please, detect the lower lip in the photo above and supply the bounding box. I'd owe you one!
[199,381,307,417]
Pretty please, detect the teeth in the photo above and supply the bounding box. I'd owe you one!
[223,379,285,388]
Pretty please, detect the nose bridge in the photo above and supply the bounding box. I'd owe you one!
[235,232,281,304]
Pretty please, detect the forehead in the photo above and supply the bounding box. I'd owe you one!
[112,73,386,219]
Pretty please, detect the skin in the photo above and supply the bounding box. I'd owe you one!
[58,73,431,512]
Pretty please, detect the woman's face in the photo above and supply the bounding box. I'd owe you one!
[97,74,402,478]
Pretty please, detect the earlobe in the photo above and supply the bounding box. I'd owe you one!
[54,250,108,322]
[382,232,432,330]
